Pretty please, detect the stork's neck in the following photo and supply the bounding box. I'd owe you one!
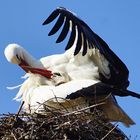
[22,48,44,68]
[19,48,53,78]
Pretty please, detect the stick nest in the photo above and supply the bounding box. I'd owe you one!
[0,106,129,140]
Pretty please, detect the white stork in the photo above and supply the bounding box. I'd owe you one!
[4,7,140,127]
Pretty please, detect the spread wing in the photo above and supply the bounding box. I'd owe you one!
[43,7,129,89]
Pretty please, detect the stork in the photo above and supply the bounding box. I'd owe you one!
[4,7,140,127]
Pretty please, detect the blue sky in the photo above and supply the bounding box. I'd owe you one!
[0,0,140,138]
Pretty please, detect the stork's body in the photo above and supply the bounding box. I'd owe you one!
[4,44,135,127]
[16,75,98,113]
[13,73,133,127]
[4,7,140,127]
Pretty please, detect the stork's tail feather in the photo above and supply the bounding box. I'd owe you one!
[115,106,135,127]
[96,82,140,99]
[113,88,140,99]
[100,96,135,127]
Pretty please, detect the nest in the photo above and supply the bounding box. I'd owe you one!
[0,103,129,140]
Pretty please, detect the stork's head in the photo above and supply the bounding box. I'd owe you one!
[4,44,25,65]
[4,44,53,78]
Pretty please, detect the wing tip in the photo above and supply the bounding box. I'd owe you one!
[42,8,62,26]
[56,6,66,10]
[57,6,77,17]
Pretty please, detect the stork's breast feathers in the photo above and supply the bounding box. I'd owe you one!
[19,79,99,113]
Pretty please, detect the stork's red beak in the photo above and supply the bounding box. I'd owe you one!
[18,59,53,79]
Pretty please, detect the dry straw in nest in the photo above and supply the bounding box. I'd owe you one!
[0,102,129,140]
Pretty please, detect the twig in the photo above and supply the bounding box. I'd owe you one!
[11,131,18,140]
[18,132,30,140]
[51,89,69,112]
[54,121,70,130]
[101,124,118,140]
[62,102,105,117]
[36,102,59,117]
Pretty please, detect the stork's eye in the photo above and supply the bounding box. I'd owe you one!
[54,73,62,76]
[16,54,20,60]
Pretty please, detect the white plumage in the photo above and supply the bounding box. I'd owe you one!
[15,75,98,113]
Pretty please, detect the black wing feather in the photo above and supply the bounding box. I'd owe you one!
[65,24,76,51]
[43,7,129,89]
[42,9,59,25]
[48,14,65,36]
[56,18,70,43]
[82,34,88,56]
